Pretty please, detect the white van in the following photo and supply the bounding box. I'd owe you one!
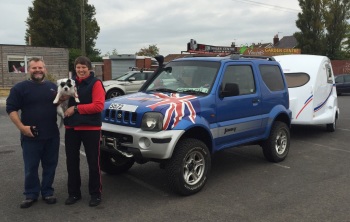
[274,54,339,132]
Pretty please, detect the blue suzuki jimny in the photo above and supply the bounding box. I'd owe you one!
[100,54,292,196]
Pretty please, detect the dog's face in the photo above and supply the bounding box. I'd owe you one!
[57,78,77,96]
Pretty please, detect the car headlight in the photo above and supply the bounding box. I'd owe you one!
[141,112,164,131]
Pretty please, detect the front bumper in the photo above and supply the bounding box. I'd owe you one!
[101,122,185,159]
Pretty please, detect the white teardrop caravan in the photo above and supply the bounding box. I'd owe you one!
[274,54,339,132]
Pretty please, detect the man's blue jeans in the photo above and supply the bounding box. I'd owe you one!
[21,137,60,199]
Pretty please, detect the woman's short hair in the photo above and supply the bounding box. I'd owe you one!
[74,56,92,70]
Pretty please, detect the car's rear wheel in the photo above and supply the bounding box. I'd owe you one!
[106,89,124,99]
[262,121,290,162]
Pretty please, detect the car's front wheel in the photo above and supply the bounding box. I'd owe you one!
[262,121,290,162]
[165,138,211,196]
[106,88,124,99]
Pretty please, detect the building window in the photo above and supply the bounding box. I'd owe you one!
[7,56,43,73]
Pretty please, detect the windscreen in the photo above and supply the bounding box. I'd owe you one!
[145,61,220,95]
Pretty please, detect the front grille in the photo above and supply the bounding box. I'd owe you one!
[104,109,137,125]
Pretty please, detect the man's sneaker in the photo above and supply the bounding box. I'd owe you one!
[20,198,37,209]
[89,196,101,207]
[64,196,81,205]
[42,196,57,204]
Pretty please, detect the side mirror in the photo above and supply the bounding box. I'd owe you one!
[128,77,136,81]
[220,83,239,97]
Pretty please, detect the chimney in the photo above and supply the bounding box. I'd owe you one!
[273,34,279,45]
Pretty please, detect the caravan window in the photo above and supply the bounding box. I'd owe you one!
[326,64,333,83]
[284,72,310,88]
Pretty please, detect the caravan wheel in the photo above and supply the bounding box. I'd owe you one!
[326,118,337,132]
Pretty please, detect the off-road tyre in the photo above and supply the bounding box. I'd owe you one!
[262,121,290,163]
[165,138,211,196]
[100,150,135,175]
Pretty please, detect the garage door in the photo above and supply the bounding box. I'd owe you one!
[111,59,136,79]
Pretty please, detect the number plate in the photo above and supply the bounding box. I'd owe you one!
[108,103,138,112]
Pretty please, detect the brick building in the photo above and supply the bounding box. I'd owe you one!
[0,44,69,88]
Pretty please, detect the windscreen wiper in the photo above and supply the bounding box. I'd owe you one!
[180,89,207,95]
[149,88,178,93]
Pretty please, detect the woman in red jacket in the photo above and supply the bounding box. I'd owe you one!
[63,56,105,207]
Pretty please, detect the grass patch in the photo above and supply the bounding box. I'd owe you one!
[0,88,10,97]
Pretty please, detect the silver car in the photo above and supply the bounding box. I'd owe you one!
[103,70,154,99]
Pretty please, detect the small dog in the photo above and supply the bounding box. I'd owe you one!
[53,78,80,127]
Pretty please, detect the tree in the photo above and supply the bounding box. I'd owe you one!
[104,48,118,57]
[136,44,160,57]
[294,0,326,55]
[25,0,79,48]
[324,0,350,59]
[25,0,101,65]
[343,24,350,58]
[294,0,350,59]
[83,2,101,60]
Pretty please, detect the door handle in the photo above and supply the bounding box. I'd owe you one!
[252,98,260,104]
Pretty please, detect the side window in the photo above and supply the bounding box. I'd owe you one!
[259,65,285,91]
[222,65,256,96]
[344,75,350,83]
[133,73,142,80]
[326,64,333,83]
[140,72,147,80]
[335,76,343,83]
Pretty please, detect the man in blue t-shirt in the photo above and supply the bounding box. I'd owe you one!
[6,57,60,209]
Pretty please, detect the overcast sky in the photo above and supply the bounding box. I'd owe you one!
[1,0,301,56]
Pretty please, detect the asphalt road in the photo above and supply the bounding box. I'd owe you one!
[0,95,350,222]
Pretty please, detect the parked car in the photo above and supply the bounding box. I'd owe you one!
[335,74,350,95]
[274,54,339,132]
[99,54,292,196]
[103,70,154,99]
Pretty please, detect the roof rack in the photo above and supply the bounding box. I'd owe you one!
[184,54,219,58]
[231,55,276,61]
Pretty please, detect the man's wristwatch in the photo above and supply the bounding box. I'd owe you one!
[74,105,78,113]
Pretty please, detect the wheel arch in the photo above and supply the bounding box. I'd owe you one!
[262,112,291,141]
[274,112,291,128]
[177,126,213,154]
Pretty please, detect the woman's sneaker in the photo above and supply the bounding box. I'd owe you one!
[89,196,101,207]
[64,196,81,205]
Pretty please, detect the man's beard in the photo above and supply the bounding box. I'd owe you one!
[30,72,45,82]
